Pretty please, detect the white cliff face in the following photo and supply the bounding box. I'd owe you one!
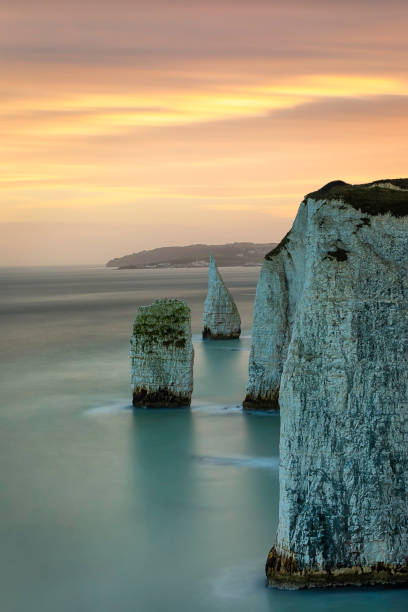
[130,298,194,407]
[247,180,408,587]
[244,209,308,409]
[202,255,241,339]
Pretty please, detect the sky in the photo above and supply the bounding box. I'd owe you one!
[1,0,407,265]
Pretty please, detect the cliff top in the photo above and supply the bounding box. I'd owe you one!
[304,178,408,217]
[265,178,408,261]
[133,299,190,349]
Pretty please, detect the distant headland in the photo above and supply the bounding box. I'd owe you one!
[106,242,276,269]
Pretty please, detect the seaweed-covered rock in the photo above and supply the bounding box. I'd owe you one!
[130,299,194,407]
[202,256,241,339]
[245,179,408,587]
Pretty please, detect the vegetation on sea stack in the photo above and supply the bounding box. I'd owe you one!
[133,299,189,349]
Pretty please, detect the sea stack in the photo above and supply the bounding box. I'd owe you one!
[250,180,408,587]
[130,298,194,407]
[202,255,241,339]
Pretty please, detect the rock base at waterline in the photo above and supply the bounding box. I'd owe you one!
[266,548,408,589]
[202,326,240,340]
[242,389,279,411]
[132,387,191,407]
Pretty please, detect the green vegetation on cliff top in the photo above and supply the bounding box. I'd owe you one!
[266,178,408,261]
[132,299,190,349]
[305,178,408,217]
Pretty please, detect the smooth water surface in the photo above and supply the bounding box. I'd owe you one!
[0,266,406,612]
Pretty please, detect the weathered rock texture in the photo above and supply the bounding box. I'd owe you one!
[247,179,408,587]
[130,299,194,407]
[202,255,241,339]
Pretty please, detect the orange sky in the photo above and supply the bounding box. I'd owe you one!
[1,0,408,264]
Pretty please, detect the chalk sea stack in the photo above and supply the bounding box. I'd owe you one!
[202,255,241,339]
[130,299,194,407]
[247,179,408,587]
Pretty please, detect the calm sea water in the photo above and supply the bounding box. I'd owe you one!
[0,266,406,612]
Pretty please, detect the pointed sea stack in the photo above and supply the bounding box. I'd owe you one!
[202,255,241,339]
[247,179,408,587]
[130,299,194,407]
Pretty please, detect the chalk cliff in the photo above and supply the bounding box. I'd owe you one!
[130,299,194,407]
[202,255,241,339]
[247,179,408,587]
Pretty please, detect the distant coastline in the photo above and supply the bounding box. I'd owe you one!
[106,242,277,269]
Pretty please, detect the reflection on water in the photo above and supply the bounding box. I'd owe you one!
[211,559,267,601]
[0,266,406,612]
[193,336,251,405]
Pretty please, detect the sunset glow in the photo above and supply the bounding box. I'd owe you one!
[1,0,408,264]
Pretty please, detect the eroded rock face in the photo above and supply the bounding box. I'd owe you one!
[130,299,194,407]
[247,180,408,587]
[202,255,241,339]
[243,227,304,410]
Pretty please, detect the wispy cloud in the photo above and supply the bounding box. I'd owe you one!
[1,0,408,263]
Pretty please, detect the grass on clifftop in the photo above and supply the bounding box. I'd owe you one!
[133,299,190,349]
[305,179,408,217]
[265,178,408,261]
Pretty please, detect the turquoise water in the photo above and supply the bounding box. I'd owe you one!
[0,266,406,612]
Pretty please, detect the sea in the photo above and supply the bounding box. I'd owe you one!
[0,265,406,612]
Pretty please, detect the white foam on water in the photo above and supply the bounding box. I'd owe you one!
[210,346,250,352]
[245,409,280,418]
[193,454,279,470]
[83,401,278,419]
[83,401,132,417]
[191,402,279,418]
[191,403,243,415]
